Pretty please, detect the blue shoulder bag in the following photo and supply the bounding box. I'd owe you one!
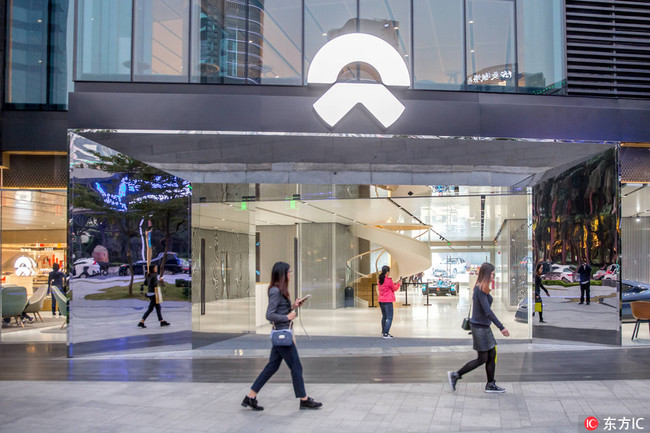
[270,322,294,347]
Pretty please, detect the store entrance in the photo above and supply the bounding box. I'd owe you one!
[191,183,532,342]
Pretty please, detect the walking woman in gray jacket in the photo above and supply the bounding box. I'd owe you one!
[447,262,510,393]
[242,261,322,411]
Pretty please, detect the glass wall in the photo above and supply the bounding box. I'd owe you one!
[304,0,356,84]
[0,189,67,342]
[466,0,516,93]
[68,133,191,356]
[76,0,132,81]
[134,0,190,82]
[72,0,566,94]
[190,0,302,85]
[516,0,566,94]
[413,0,464,90]
[359,0,411,80]
[5,0,72,109]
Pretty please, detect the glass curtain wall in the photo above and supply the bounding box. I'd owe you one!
[5,0,72,109]
[134,0,190,82]
[73,0,565,94]
[76,0,132,81]
[466,0,516,93]
[190,0,302,84]
[413,0,464,90]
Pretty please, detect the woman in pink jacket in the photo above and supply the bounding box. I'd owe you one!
[377,265,401,339]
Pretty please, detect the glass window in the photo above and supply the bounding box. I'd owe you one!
[256,0,302,85]
[191,0,259,84]
[466,0,516,93]
[304,0,356,85]
[413,0,464,90]
[5,0,71,108]
[76,0,132,81]
[134,0,190,82]
[516,0,565,95]
[359,0,411,82]
[191,0,301,85]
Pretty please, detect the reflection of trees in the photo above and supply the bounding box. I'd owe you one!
[73,152,190,295]
[533,149,617,266]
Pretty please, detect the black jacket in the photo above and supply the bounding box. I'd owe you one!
[577,264,592,283]
[146,273,158,295]
[535,275,550,298]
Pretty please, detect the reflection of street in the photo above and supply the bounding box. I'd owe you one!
[69,275,192,352]
[533,284,618,331]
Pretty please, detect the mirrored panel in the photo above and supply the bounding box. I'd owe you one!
[532,148,619,345]
[68,133,191,356]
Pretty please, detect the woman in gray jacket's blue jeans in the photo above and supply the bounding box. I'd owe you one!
[242,261,322,411]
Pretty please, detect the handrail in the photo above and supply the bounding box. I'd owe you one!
[346,247,384,280]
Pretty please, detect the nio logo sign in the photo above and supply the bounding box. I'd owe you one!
[14,256,37,277]
[307,33,410,128]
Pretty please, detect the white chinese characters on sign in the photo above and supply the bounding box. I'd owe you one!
[603,416,646,431]
[467,70,512,85]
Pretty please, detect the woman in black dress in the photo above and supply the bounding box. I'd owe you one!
[447,262,510,393]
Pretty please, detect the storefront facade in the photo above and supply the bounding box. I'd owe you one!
[1,0,650,355]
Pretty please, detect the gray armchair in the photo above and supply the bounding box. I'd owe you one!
[23,285,48,322]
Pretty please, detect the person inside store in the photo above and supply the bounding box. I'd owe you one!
[447,262,510,393]
[242,261,322,411]
[377,265,401,339]
[48,262,66,316]
[577,261,592,305]
[533,263,551,322]
[137,265,170,328]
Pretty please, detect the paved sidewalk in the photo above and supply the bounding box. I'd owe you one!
[1,379,649,433]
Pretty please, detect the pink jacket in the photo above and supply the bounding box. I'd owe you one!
[378,277,401,303]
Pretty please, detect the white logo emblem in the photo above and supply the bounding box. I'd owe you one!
[14,256,37,277]
[308,33,410,128]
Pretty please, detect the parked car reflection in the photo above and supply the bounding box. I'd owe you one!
[71,258,101,278]
[124,252,190,275]
[594,264,618,280]
[542,264,577,283]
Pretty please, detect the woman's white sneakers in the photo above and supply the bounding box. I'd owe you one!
[381,333,394,339]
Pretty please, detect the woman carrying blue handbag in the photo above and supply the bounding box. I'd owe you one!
[242,261,322,411]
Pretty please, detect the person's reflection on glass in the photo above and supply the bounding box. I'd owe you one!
[137,265,170,328]
[534,263,551,323]
[577,261,592,305]
[48,263,66,316]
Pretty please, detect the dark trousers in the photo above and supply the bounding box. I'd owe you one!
[49,285,63,314]
[457,347,497,383]
[251,343,306,398]
[379,302,394,335]
[142,295,163,321]
[580,282,591,304]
